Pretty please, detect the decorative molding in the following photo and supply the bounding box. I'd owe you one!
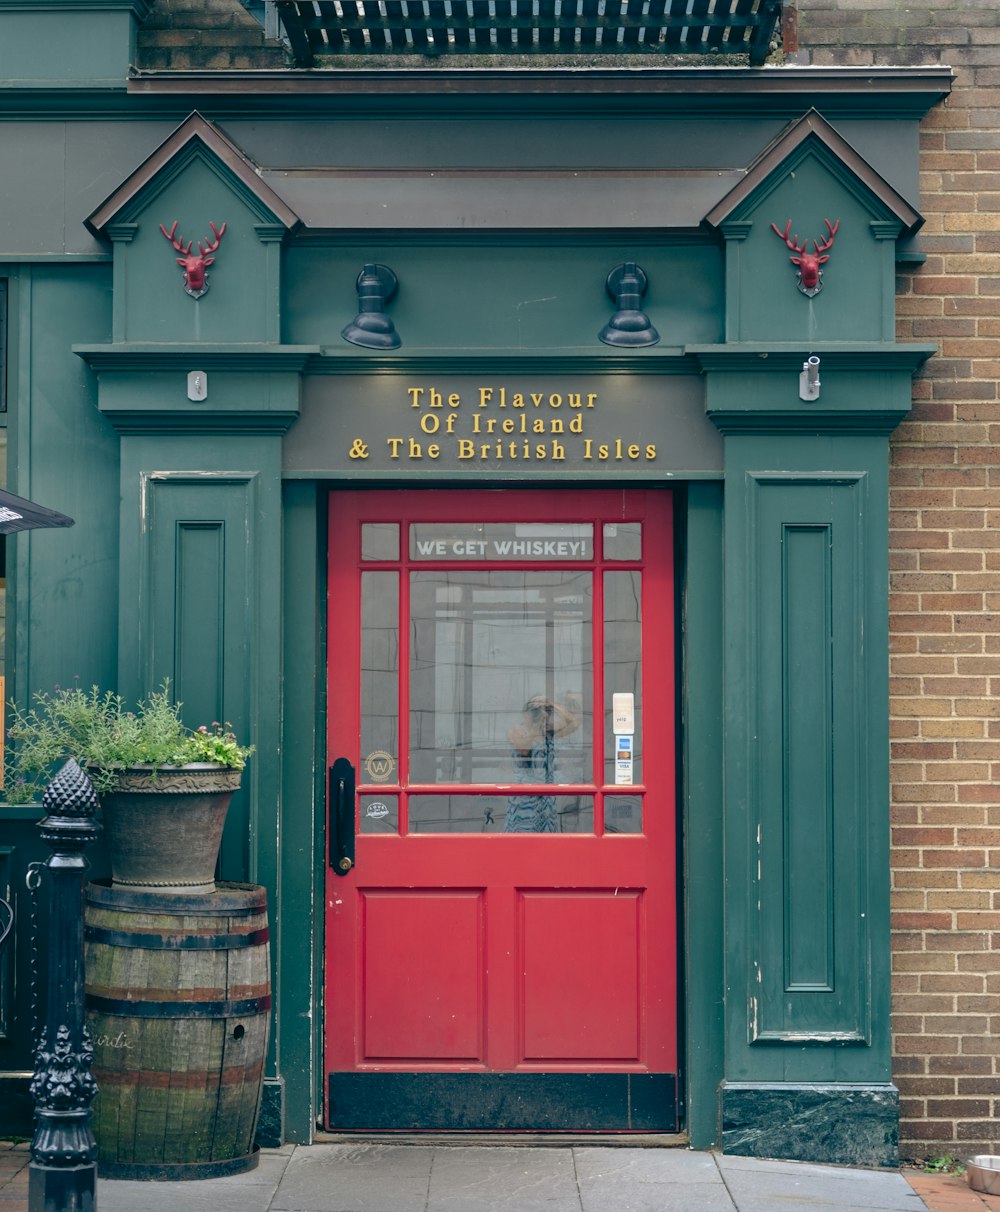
[0,0,150,12]
[104,223,139,244]
[688,343,936,372]
[73,344,319,372]
[86,112,300,237]
[704,110,923,236]
[708,410,910,436]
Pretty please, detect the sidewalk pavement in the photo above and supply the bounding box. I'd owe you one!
[2,1139,998,1212]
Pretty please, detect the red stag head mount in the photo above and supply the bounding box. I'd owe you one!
[770,218,840,298]
[159,220,227,299]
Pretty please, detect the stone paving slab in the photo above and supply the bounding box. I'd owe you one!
[272,1144,434,1212]
[575,1145,736,1212]
[427,1146,580,1212]
[717,1153,930,1211]
[0,1140,950,1212]
[97,1148,294,1212]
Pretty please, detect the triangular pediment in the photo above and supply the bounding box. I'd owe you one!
[704,109,922,235]
[86,112,299,236]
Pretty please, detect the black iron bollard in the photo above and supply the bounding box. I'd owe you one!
[28,759,101,1212]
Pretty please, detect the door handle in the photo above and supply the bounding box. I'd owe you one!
[329,758,356,875]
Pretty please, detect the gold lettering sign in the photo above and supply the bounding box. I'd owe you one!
[348,384,657,467]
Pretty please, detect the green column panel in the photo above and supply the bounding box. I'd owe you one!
[720,434,896,1165]
[749,474,869,1045]
[138,473,257,882]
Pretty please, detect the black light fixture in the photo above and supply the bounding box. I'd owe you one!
[598,262,660,348]
[342,263,401,349]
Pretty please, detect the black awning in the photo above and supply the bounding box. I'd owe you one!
[276,0,781,67]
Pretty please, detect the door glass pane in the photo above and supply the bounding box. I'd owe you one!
[362,523,399,561]
[361,572,399,776]
[409,794,594,834]
[605,794,642,835]
[360,793,399,834]
[409,570,593,805]
[604,570,642,785]
[411,523,593,562]
[603,521,642,561]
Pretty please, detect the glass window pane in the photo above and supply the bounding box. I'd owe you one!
[603,522,642,561]
[361,572,399,774]
[605,794,643,835]
[409,794,594,834]
[604,570,642,785]
[411,522,593,562]
[409,570,592,786]
[362,523,399,561]
[360,793,398,834]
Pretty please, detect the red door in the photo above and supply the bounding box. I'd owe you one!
[325,489,677,1130]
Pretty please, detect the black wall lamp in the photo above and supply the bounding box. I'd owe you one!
[599,262,660,348]
[342,263,401,349]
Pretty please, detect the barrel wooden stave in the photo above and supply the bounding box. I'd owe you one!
[84,882,270,1169]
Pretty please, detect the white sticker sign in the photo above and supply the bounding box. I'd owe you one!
[615,734,634,785]
[612,692,635,735]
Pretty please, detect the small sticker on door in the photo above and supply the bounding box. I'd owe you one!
[612,693,635,735]
[365,801,390,819]
[615,734,634,785]
[364,751,395,782]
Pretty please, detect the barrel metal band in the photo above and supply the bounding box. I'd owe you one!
[86,993,272,1018]
[85,925,270,951]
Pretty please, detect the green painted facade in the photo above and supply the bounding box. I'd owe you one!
[0,3,950,1164]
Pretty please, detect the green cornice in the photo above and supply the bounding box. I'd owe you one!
[98,411,300,435]
[692,343,934,436]
[687,343,936,373]
[707,410,911,436]
[302,349,696,374]
[74,344,320,371]
[0,0,150,12]
[0,66,952,120]
[72,342,936,377]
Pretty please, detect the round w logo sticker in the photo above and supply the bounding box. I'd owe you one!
[364,751,395,782]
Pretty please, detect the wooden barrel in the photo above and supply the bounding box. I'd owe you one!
[84,881,271,1180]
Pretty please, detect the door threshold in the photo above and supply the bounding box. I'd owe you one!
[313,1131,689,1148]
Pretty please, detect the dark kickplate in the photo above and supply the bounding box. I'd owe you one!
[328,1072,677,1131]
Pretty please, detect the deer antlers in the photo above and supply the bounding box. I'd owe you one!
[159,220,227,298]
[770,218,840,297]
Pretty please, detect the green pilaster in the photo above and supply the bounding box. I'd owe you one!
[278,481,325,1143]
[701,353,926,1166]
[681,482,726,1150]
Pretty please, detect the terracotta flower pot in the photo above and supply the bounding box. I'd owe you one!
[99,764,243,895]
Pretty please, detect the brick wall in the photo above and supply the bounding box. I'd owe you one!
[797,0,1000,1163]
[136,0,286,70]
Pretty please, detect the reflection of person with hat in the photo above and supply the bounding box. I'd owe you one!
[504,694,581,833]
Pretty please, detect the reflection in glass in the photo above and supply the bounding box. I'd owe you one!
[409,571,592,787]
[409,794,594,834]
[605,795,643,835]
[604,571,642,785]
[360,794,398,834]
[361,523,399,561]
[361,572,399,771]
[603,522,642,561]
[505,695,582,832]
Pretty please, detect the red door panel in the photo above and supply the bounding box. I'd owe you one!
[325,489,677,1130]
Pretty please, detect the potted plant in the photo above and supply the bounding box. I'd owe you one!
[5,682,252,893]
